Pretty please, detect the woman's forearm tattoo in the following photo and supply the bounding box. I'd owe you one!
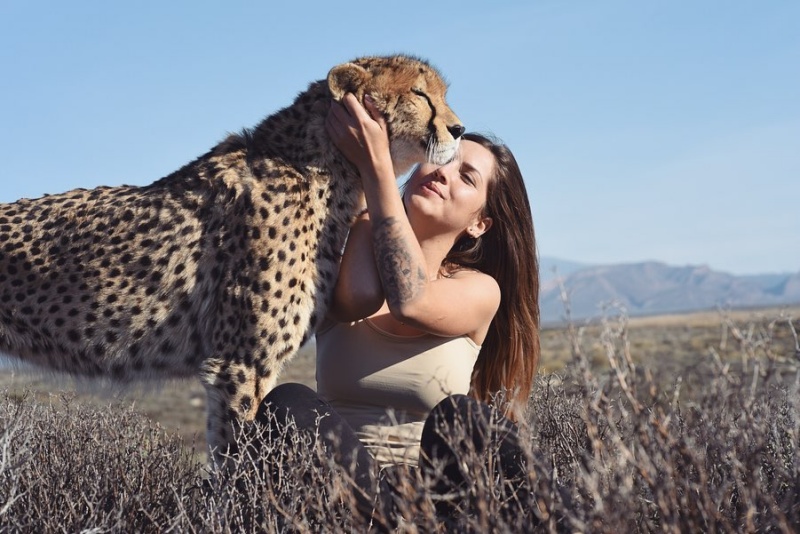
[373,217,427,308]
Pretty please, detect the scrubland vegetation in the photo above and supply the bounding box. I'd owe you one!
[1,305,798,532]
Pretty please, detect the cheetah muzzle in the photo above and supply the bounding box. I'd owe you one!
[0,55,464,461]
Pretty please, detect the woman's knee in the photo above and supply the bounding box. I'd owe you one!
[429,394,490,427]
[256,382,319,424]
[423,395,484,448]
[264,382,316,405]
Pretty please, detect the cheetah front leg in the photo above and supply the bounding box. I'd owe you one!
[200,270,319,465]
[201,357,280,464]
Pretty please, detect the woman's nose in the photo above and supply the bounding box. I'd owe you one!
[432,166,448,182]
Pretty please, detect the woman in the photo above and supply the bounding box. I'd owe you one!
[256,93,540,527]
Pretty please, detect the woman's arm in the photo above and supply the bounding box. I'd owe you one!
[327,209,385,322]
[325,95,500,338]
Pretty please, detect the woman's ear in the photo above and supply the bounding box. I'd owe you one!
[327,63,370,100]
[469,216,493,238]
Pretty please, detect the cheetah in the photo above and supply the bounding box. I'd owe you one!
[0,55,464,460]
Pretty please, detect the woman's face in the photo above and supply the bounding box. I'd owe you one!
[404,140,496,237]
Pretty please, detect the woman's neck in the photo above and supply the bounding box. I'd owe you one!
[416,234,455,280]
[406,212,461,279]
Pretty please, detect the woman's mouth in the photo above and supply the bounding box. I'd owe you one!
[422,181,444,199]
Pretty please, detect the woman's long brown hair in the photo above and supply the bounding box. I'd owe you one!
[443,133,540,422]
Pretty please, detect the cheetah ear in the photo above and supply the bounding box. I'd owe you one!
[327,63,370,100]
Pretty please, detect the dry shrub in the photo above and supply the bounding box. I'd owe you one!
[0,391,541,532]
[198,403,541,532]
[528,307,800,533]
[0,392,201,532]
[0,309,797,532]
[196,414,366,533]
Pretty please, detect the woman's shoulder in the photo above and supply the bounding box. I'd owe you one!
[445,267,500,290]
[442,268,501,315]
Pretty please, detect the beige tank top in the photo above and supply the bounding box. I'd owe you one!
[316,318,480,467]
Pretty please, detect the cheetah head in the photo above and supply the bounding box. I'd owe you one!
[328,55,464,175]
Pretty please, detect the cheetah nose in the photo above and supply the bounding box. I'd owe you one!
[447,124,465,140]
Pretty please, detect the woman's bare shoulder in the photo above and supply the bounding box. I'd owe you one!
[446,267,498,285]
[444,268,501,304]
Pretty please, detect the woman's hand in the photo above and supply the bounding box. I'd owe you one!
[326,93,393,177]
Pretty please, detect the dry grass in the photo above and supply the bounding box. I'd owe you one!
[0,341,318,456]
[0,305,798,532]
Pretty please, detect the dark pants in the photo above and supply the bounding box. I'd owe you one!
[255,383,529,526]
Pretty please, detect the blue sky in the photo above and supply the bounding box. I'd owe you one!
[1,1,797,275]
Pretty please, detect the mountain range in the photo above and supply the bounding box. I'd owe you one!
[539,257,800,325]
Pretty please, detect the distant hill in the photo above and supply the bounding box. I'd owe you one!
[539,259,800,324]
[539,257,591,279]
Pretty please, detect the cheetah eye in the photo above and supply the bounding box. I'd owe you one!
[410,88,433,111]
[411,87,430,100]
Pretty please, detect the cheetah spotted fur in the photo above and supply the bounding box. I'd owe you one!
[0,55,464,460]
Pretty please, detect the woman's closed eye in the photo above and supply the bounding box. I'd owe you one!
[458,161,483,187]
